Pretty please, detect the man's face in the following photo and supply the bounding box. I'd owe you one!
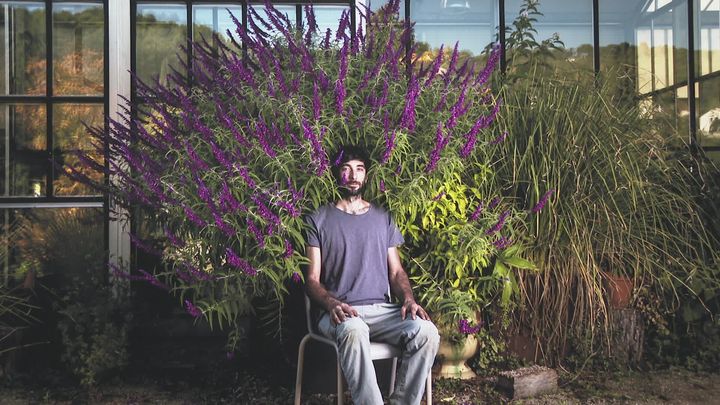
[338,159,366,197]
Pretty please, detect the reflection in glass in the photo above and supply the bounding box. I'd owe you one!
[311,5,349,40]
[53,104,103,196]
[697,0,720,76]
[0,208,104,287]
[505,0,593,73]
[0,3,46,95]
[698,75,720,147]
[412,0,495,66]
[650,87,690,140]
[0,104,47,197]
[136,4,187,86]
[601,0,688,94]
[193,5,242,48]
[248,4,297,42]
[366,0,404,12]
[53,3,104,95]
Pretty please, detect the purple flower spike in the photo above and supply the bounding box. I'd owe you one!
[492,236,514,250]
[445,42,460,85]
[400,77,420,132]
[164,226,186,248]
[531,189,555,213]
[183,204,208,228]
[226,247,258,276]
[485,210,510,235]
[334,149,345,166]
[304,4,317,46]
[313,81,322,120]
[490,131,508,145]
[488,197,500,210]
[379,180,386,192]
[469,202,484,222]
[283,239,294,258]
[424,44,444,86]
[292,272,302,283]
[335,79,346,115]
[185,299,202,318]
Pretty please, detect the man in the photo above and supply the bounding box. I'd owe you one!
[304,144,440,405]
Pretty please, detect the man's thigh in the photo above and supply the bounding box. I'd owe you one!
[363,303,435,343]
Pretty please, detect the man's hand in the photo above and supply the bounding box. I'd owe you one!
[401,300,430,321]
[329,302,359,325]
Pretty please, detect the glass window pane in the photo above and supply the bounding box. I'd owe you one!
[0,207,104,287]
[412,0,496,65]
[601,0,688,94]
[698,76,720,147]
[53,103,103,196]
[192,5,242,45]
[0,104,47,197]
[697,0,720,76]
[247,4,296,42]
[136,4,187,86]
[311,4,349,39]
[648,87,690,140]
[52,3,104,96]
[505,0,593,74]
[366,0,405,15]
[705,150,720,163]
[0,3,46,95]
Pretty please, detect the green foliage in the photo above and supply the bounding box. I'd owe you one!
[56,285,131,386]
[490,69,720,365]
[91,1,545,345]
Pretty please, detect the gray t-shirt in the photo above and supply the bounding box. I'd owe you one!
[305,203,405,306]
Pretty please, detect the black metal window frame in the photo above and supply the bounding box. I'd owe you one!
[127,0,717,150]
[0,0,110,205]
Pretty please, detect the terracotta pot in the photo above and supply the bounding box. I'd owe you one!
[602,272,633,309]
[434,334,478,379]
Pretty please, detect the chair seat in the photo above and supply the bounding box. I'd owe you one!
[369,342,401,360]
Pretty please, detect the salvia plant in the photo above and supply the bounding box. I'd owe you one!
[67,0,549,346]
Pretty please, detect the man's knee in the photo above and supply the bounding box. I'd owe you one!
[405,319,440,349]
[336,317,370,345]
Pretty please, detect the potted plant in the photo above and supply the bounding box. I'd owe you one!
[397,174,538,378]
[599,256,634,310]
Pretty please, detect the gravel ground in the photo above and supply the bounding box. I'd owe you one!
[2,365,719,404]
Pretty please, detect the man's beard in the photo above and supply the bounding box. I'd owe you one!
[339,182,365,198]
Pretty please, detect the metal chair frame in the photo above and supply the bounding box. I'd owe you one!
[294,294,432,405]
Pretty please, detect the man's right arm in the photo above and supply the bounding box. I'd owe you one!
[305,245,358,324]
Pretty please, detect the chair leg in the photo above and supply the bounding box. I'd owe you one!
[336,356,344,405]
[425,372,432,405]
[294,335,311,405]
[388,358,398,397]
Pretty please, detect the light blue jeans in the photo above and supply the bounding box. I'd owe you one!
[318,303,440,405]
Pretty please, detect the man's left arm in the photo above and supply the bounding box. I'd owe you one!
[388,246,431,321]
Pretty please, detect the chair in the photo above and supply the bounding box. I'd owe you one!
[294,294,433,405]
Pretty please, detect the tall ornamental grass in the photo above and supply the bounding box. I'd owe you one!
[490,69,720,363]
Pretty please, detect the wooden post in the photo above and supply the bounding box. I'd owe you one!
[610,308,644,366]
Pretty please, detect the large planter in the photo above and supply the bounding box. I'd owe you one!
[602,272,634,309]
[434,334,478,379]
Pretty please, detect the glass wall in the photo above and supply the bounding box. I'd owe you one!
[0,1,105,284]
[412,0,495,69]
[505,0,593,73]
[696,0,720,149]
[0,207,104,286]
[136,4,187,85]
